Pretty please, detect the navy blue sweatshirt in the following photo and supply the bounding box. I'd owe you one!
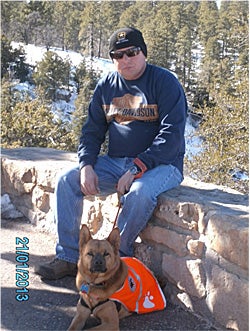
[78,63,187,175]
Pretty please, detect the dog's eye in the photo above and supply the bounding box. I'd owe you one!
[103,251,110,257]
[87,252,94,257]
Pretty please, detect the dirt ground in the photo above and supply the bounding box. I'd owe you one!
[1,218,219,331]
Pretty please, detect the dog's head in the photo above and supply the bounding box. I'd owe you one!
[78,225,121,277]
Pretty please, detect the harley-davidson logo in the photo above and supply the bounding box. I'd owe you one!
[103,93,158,124]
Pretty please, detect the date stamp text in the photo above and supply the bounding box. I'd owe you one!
[15,237,29,302]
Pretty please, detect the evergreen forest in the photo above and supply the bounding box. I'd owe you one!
[1,0,249,193]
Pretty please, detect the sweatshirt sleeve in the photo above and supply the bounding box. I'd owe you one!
[137,72,187,169]
[78,85,108,169]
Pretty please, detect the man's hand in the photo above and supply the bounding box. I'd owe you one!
[80,165,100,196]
[116,170,135,196]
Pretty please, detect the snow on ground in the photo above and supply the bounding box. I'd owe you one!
[11,42,114,76]
[1,194,23,219]
[11,42,114,122]
[185,117,203,160]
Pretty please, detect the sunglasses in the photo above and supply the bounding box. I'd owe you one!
[110,46,141,60]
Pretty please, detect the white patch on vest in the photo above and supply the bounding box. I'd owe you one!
[143,291,155,309]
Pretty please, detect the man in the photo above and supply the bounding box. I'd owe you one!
[35,27,187,280]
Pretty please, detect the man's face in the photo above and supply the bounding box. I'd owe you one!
[111,46,147,80]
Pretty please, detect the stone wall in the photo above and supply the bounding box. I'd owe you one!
[136,184,248,331]
[1,147,249,330]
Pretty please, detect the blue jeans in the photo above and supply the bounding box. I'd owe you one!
[55,155,183,262]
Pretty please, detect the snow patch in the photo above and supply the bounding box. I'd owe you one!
[1,194,23,219]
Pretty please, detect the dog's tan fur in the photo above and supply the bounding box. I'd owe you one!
[68,225,130,331]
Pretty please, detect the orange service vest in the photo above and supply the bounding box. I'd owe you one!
[110,257,166,314]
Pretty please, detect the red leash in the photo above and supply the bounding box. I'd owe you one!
[112,201,122,230]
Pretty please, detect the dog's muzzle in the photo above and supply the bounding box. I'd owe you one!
[90,253,107,273]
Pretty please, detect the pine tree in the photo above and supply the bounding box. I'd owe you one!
[1,34,14,78]
[78,2,100,58]
[144,1,176,69]
[1,79,17,146]
[186,1,249,193]
[197,1,220,92]
[216,1,249,94]
[186,79,248,194]
[6,1,45,45]
[51,2,84,51]
[1,35,29,81]
[35,1,55,49]
[118,1,152,29]
[33,51,71,101]
[71,63,100,150]
[1,87,74,150]
[78,1,133,58]
[175,2,199,90]
[63,2,85,52]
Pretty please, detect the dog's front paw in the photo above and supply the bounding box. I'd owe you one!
[68,301,91,330]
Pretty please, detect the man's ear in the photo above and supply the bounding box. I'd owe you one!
[79,224,92,252]
[107,227,121,255]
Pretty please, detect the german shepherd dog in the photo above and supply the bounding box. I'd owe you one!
[68,225,166,330]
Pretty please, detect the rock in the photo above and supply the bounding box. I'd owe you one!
[162,253,206,298]
[1,147,78,225]
[206,213,248,270]
[140,225,191,257]
[206,264,248,331]
[187,239,205,258]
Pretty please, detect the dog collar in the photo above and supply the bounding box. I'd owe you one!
[80,282,106,294]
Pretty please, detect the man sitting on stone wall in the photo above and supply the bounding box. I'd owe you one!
[35,26,187,280]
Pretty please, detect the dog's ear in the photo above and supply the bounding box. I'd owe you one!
[107,227,120,254]
[79,224,92,249]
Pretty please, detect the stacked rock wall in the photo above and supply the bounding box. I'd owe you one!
[1,147,248,330]
[135,183,248,331]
